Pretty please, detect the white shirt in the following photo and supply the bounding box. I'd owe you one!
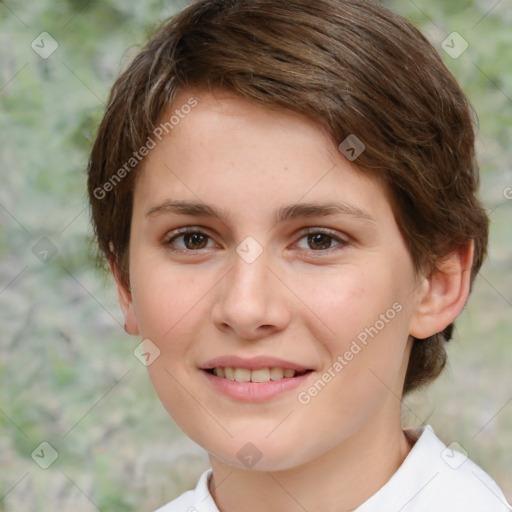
[155,425,511,512]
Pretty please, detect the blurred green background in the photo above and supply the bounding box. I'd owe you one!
[1,0,510,510]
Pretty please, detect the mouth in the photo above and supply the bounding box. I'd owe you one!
[200,356,314,401]
[204,367,312,382]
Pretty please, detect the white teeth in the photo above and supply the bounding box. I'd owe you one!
[234,368,251,382]
[211,366,303,382]
[251,368,270,383]
[270,367,284,380]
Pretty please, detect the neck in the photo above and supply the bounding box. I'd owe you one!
[209,411,413,512]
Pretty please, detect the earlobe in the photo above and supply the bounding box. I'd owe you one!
[107,251,140,336]
[409,241,474,340]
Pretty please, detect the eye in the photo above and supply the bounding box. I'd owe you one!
[295,228,347,252]
[163,228,216,252]
[163,227,347,254]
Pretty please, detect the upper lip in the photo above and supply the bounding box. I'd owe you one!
[200,355,311,371]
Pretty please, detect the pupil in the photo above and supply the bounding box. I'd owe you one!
[309,233,331,250]
[185,233,206,249]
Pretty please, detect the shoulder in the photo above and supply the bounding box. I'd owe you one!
[424,428,510,512]
[153,469,218,512]
[357,425,511,512]
[154,489,196,512]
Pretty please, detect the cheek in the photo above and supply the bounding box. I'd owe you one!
[130,266,215,437]
[297,264,412,390]
[130,260,207,340]
[298,265,400,347]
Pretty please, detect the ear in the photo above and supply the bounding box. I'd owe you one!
[409,241,474,339]
[107,246,139,336]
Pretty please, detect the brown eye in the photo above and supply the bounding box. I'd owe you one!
[182,233,208,250]
[307,233,334,250]
[295,229,346,252]
[164,229,214,252]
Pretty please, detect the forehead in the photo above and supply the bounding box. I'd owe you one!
[134,89,393,225]
[162,88,335,166]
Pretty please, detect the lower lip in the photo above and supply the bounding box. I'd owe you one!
[201,370,313,402]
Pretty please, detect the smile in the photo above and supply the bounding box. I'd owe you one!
[206,367,310,382]
[200,356,314,401]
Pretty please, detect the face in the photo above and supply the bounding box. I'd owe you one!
[120,89,426,471]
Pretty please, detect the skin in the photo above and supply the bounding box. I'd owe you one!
[113,89,473,512]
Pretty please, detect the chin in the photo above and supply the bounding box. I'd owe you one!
[203,434,319,472]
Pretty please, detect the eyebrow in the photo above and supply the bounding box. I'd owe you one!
[145,200,375,224]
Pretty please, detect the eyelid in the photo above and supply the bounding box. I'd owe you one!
[301,226,347,239]
[164,226,208,237]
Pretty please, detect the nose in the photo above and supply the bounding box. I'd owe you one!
[211,250,292,341]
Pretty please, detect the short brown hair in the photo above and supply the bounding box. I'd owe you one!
[87,0,488,394]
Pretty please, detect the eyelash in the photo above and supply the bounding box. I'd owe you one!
[162,226,349,255]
